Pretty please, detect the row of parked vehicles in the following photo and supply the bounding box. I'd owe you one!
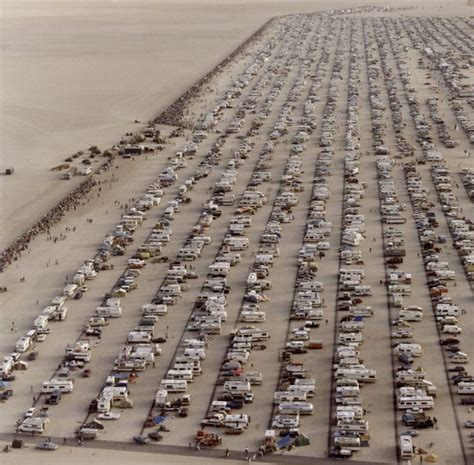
[148,28,309,445]
[371,16,473,460]
[13,30,283,437]
[201,34,315,439]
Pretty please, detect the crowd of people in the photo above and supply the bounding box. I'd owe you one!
[155,17,276,128]
[0,177,98,271]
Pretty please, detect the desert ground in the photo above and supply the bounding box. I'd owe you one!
[0,1,473,465]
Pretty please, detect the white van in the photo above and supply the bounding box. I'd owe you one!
[159,379,188,393]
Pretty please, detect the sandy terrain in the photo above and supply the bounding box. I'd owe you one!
[0,2,473,465]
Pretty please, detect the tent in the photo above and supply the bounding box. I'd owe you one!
[295,433,310,447]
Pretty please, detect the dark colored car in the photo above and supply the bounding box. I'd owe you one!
[88,399,98,413]
[440,338,460,346]
[226,400,244,409]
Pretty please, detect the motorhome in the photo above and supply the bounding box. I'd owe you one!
[278,402,314,415]
[336,419,369,433]
[394,343,423,357]
[334,435,361,450]
[223,381,252,394]
[271,414,300,429]
[166,369,194,382]
[15,336,32,353]
[42,379,74,394]
[159,379,188,393]
[399,435,414,459]
[335,368,377,383]
[273,391,307,405]
[95,306,122,318]
[397,396,434,410]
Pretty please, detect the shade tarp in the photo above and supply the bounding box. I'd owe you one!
[277,434,294,449]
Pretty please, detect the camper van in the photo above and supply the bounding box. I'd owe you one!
[334,435,361,450]
[272,414,300,429]
[335,368,377,383]
[336,419,369,433]
[399,435,414,459]
[223,381,252,394]
[273,391,307,405]
[166,369,194,382]
[19,417,49,434]
[336,406,364,420]
[394,343,423,357]
[159,379,188,393]
[397,396,434,410]
[15,336,32,353]
[95,306,122,318]
[278,402,314,415]
[42,379,74,394]
[142,304,167,316]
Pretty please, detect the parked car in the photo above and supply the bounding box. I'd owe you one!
[97,412,120,420]
[36,440,58,451]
